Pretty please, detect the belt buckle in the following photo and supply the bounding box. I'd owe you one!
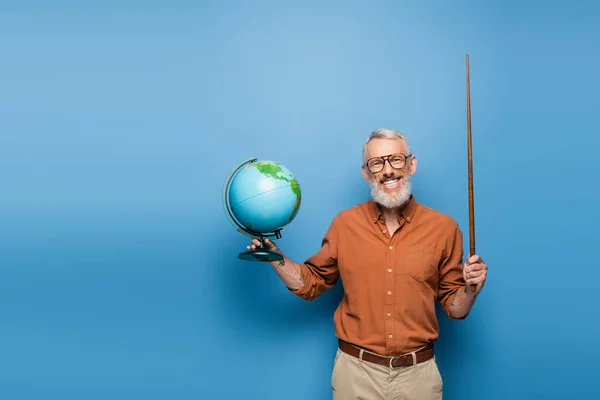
[389,353,417,369]
[389,355,401,369]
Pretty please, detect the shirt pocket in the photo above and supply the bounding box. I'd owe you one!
[400,246,440,283]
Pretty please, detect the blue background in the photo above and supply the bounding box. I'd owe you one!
[1,1,599,399]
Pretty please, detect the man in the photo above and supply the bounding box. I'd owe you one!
[247,128,488,400]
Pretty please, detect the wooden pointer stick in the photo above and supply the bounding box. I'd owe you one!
[466,53,477,292]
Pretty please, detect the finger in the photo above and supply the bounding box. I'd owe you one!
[466,270,485,279]
[466,277,482,286]
[467,254,483,264]
[465,263,487,272]
[264,238,278,249]
[467,273,486,285]
[465,270,479,279]
[248,239,261,250]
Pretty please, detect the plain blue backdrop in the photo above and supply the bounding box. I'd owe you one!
[1,1,599,399]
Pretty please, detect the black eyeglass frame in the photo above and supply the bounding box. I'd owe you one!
[364,153,413,173]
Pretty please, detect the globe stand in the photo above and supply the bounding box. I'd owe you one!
[237,231,283,262]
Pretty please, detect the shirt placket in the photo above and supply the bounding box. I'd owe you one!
[384,238,395,350]
[379,219,404,352]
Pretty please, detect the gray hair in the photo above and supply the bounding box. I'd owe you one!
[362,128,412,163]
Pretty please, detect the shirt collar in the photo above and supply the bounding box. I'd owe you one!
[368,195,418,224]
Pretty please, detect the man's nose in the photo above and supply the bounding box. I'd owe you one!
[382,160,395,174]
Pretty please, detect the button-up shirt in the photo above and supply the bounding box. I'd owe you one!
[291,196,467,356]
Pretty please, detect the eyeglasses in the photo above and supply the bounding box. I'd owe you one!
[365,153,412,173]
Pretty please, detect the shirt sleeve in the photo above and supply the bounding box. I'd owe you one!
[437,222,468,319]
[289,216,340,301]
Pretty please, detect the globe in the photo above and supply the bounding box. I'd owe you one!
[222,157,302,261]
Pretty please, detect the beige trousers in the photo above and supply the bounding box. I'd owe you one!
[331,348,443,400]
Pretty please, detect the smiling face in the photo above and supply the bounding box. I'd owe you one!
[362,137,417,209]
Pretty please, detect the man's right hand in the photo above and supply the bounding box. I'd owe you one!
[246,238,305,290]
[246,238,279,254]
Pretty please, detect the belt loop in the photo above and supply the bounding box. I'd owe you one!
[410,352,417,366]
[358,349,364,364]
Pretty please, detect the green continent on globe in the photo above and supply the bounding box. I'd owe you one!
[251,161,301,222]
[289,178,301,222]
[252,161,294,182]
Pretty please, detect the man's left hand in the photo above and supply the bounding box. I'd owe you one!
[463,254,488,294]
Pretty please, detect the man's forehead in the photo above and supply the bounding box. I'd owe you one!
[367,137,407,157]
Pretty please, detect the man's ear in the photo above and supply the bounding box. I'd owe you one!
[362,165,372,183]
[409,155,418,176]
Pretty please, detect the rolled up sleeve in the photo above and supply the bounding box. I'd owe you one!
[289,217,340,301]
[437,223,468,319]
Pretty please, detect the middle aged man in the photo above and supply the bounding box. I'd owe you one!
[246,128,488,400]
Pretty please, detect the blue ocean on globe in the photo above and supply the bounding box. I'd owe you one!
[228,160,301,234]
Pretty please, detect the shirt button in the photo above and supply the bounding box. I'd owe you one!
[387,291,392,295]
[382,230,386,233]
[387,313,391,317]
[388,335,393,339]
[389,246,393,250]
[388,268,392,272]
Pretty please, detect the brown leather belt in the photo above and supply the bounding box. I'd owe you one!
[338,339,434,369]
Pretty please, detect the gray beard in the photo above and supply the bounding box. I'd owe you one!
[370,176,412,209]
